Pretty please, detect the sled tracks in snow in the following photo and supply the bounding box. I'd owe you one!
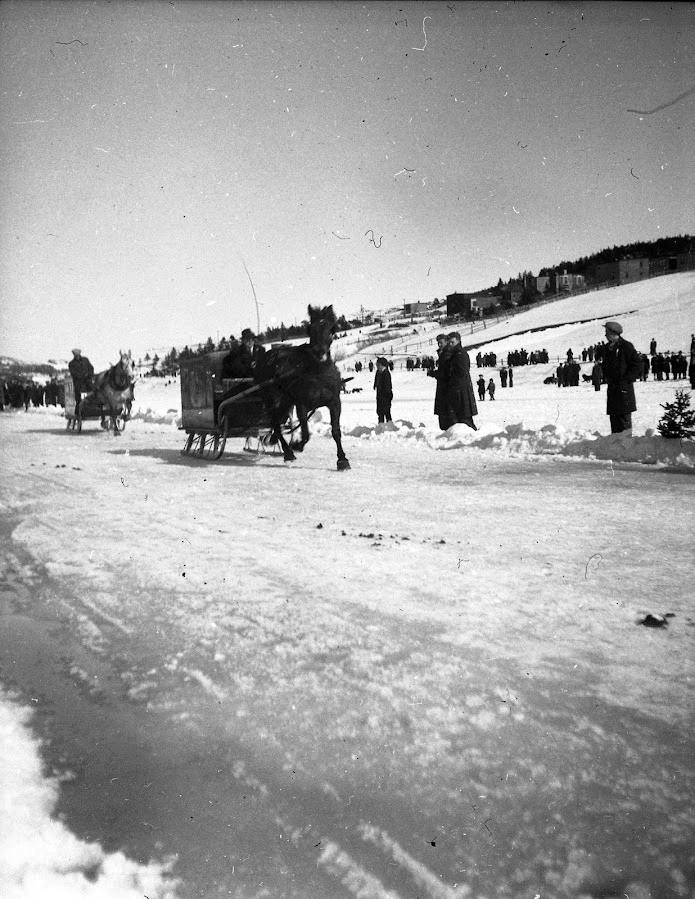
[231,759,471,899]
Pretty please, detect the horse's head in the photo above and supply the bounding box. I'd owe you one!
[307,305,337,362]
[118,349,134,378]
[109,349,134,388]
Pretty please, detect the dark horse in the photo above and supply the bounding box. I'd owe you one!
[255,305,350,470]
[90,350,135,433]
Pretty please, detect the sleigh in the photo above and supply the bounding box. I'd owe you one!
[179,351,293,460]
[63,376,131,433]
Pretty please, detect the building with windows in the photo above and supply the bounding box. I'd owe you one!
[403,301,429,315]
[446,292,501,317]
[594,258,649,285]
[649,253,695,277]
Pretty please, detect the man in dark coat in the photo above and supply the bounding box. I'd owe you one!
[222,328,264,377]
[591,359,603,391]
[477,374,486,401]
[68,348,95,413]
[445,332,478,430]
[427,333,454,430]
[373,357,393,423]
[601,321,642,434]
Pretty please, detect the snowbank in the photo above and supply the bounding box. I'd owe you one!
[0,690,179,899]
[336,418,695,469]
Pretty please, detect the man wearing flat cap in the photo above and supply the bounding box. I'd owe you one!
[601,321,642,434]
[68,348,94,414]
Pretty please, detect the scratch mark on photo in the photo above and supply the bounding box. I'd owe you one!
[412,16,431,51]
[627,86,695,116]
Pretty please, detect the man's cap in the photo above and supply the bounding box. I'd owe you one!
[376,357,388,365]
[71,348,81,354]
[447,331,461,340]
[241,328,255,339]
[604,321,623,335]
[436,333,448,341]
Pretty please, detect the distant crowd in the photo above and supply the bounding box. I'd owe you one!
[1,377,62,411]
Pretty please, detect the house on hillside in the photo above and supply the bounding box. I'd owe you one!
[536,270,584,294]
[502,280,523,305]
[403,301,428,315]
[594,257,649,285]
[649,252,695,277]
[446,292,501,317]
[557,269,585,292]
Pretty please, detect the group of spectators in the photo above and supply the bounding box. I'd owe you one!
[475,351,498,368]
[505,348,549,366]
[1,377,63,411]
[649,351,689,380]
[405,355,436,371]
[356,358,394,374]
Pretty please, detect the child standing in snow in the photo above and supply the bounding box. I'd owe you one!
[373,357,393,423]
[487,378,496,400]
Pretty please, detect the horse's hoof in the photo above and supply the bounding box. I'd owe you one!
[283,454,296,463]
[337,459,351,471]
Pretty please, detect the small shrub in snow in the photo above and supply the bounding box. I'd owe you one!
[657,389,695,440]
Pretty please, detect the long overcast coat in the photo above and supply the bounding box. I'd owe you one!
[602,336,642,414]
[446,345,478,422]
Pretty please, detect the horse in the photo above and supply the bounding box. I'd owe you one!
[91,350,135,433]
[255,305,350,470]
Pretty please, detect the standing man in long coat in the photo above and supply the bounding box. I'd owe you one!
[427,333,454,430]
[601,321,642,434]
[445,332,478,431]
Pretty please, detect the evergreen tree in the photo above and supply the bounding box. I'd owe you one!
[657,389,695,439]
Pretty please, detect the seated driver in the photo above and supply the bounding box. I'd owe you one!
[68,348,95,412]
[222,329,265,378]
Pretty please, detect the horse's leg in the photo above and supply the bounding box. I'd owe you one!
[329,400,350,471]
[268,401,296,462]
[275,415,295,461]
[289,402,310,452]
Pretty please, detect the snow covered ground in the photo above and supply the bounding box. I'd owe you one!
[1,273,694,899]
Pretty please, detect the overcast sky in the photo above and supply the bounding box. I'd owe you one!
[1,0,693,365]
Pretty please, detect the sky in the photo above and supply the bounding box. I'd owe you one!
[0,0,693,366]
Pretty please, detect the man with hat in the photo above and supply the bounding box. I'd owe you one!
[373,357,393,423]
[68,348,95,414]
[222,328,265,378]
[601,320,642,434]
[427,333,454,429]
